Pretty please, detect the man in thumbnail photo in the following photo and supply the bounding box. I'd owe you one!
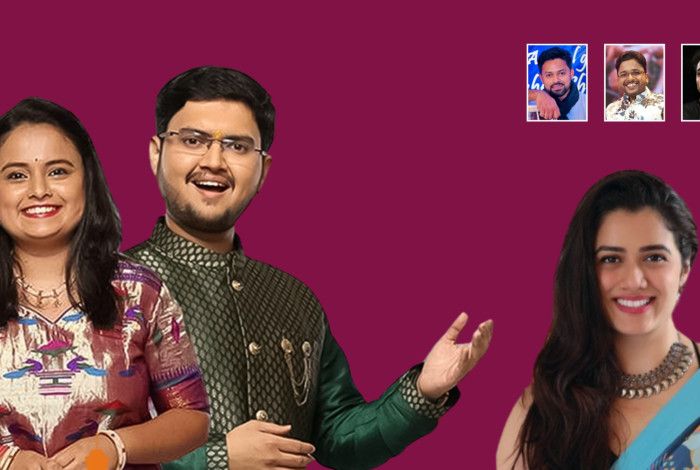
[527,46,587,120]
[606,49,664,121]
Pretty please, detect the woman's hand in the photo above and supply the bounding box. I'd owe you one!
[50,434,118,469]
[10,449,63,470]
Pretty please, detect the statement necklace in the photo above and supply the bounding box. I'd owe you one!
[619,339,693,399]
[16,277,68,308]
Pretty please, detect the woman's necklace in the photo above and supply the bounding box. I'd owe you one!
[16,277,68,308]
[619,336,694,399]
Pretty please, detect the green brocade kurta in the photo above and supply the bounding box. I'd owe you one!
[126,219,457,469]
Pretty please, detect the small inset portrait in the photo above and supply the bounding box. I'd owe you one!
[526,44,588,121]
[605,44,665,121]
[682,44,700,121]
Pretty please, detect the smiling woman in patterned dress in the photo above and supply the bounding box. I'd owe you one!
[0,98,209,469]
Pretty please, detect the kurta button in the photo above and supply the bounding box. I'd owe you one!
[231,280,243,291]
[255,410,269,421]
[248,342,262,355]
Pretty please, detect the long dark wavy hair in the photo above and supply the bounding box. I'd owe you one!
[0,98,121,329]
[517,170,698,469]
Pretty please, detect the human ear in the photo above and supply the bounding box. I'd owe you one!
[149,136,161,176]
[680,264,691,293]
[256,154,273,192]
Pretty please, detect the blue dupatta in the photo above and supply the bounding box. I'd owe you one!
[612,370,700,470]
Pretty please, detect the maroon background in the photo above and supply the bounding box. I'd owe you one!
[2,2,699,468]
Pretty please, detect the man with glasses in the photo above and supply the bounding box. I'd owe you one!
[606,50,664,121]
[126,66,494,469]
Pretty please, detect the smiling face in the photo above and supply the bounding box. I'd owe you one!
[541,58,575,99]
[150,100,272,236]
[0,123,85,251]
[595,207,689,338]
[617,58,649,98]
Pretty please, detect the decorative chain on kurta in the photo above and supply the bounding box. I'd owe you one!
[126,219,325,469]
[128,218,459,470]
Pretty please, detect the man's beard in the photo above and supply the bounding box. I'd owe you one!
[159,177,254,234]
[547,82,570,98]
[166,199,239,233]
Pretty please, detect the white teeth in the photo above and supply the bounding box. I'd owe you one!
[24,206,56,215]
[195,181,226,188]
[617,298,651,308]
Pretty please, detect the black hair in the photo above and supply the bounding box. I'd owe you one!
[156,66,276,151]
[0,98,121,329]
[692,50,700,74]
[615,50,647,73]
[517,170,697,469]
[537,47,573,72]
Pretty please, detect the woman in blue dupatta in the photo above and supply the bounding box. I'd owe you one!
[496,170,700,470]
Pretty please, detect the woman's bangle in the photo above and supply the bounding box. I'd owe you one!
[0,447,20,470]
[0,446,8,470]
[98,430,127,470]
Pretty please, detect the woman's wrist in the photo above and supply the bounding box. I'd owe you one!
[98,430,127,470]
[1,447,21,470]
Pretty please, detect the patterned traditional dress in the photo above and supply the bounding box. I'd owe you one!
[651,423,700,469]
[613,344,700,470]
[127,218,458,469]
[0,260,209,469]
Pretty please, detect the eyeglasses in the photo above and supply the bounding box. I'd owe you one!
[159,128,269,160]
[617,70,645,79]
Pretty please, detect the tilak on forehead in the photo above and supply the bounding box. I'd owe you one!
[212,130,224,140]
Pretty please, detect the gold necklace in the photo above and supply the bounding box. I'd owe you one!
[16,277,68,308]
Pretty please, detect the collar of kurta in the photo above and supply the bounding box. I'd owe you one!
[148,217,246,271]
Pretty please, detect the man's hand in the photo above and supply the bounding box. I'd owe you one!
[50,434,118,470]
[417,313,493,400]
[534,90,560,120]
[11,450,63,470]
[227,420,315,469]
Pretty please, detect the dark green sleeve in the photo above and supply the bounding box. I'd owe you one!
[161,445,208,469]
[312,322,459,470]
